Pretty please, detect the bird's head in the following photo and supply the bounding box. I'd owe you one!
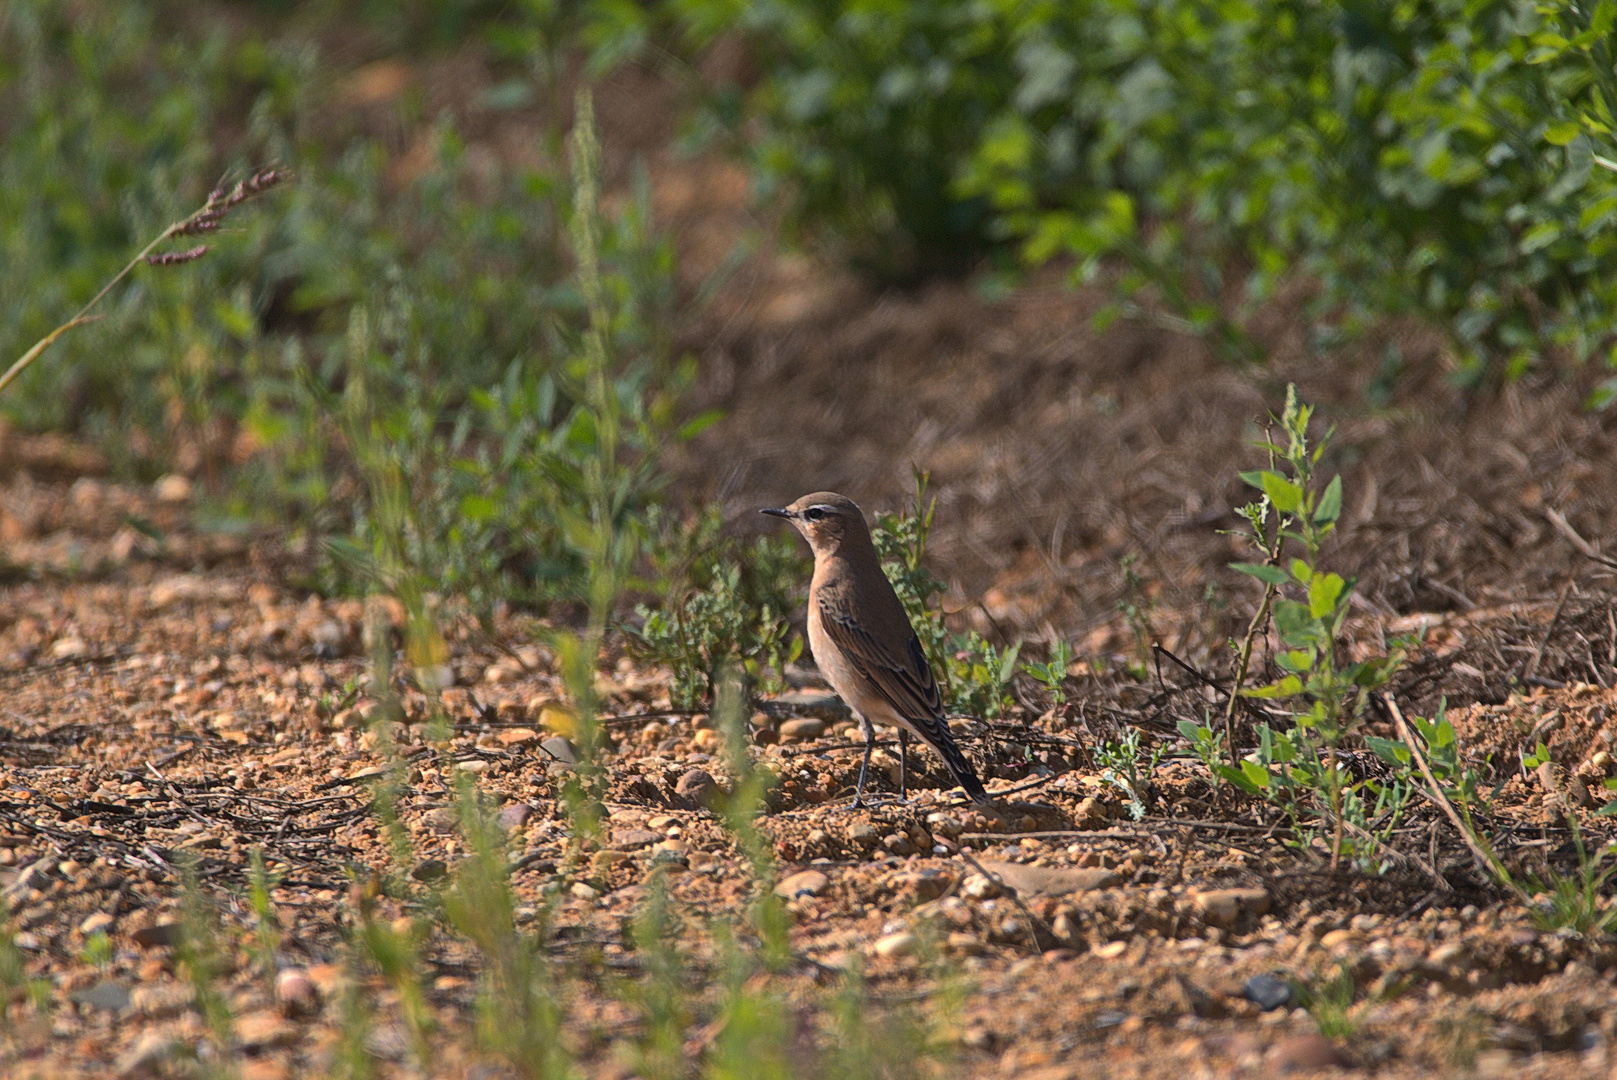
[761,491,870,557]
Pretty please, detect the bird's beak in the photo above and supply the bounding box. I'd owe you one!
[760,507,793,519]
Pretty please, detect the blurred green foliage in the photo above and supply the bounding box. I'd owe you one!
[631,0,1617,384]
[1,1,692,607]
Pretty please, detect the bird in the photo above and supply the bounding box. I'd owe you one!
[762,492,991,806]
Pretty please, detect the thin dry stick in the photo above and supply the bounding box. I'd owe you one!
[1384,694,1529,903]
[1545,507,1617,571]
[0,168,287,399]
[1524,579,1575,683]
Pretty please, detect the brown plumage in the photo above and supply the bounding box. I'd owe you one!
[763,492,990,805]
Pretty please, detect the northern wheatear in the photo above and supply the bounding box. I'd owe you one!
[763,492,991,805]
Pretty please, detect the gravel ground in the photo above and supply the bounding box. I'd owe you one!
[3,441,1617,1079]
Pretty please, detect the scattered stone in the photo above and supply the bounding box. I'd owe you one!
[779,717,827,741]
[154,473,192,503]
[874,931,918,959]
[974,860,1120,899]
[71,979,131,1012]
[775,870,830,899]
[1073,797,1107,829]
[235,1009,298,1050]
[48,635,90,661]
[540,735,578,765]
[570,882,599,901]
[276,968,320,1017]
[131,922,183,948]
[115,1031,176,1078]
[423,808,458,833]
[961,873,1000,900]
[497,802,535,829]
[1243,973,1294,1012]
[79,911,115,935]
[613,828,661,850]
[1195,887,1271,929]
[675,768,719,807]
[590,850,631,873]
[130,982,194,1018]
[496,727,540,749]
[1267,1033,1352,1072]
[847,822,879,844]
[410,859,448,882]
[883,833,915,856]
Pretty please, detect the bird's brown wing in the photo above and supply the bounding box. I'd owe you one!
[816,596,947,723]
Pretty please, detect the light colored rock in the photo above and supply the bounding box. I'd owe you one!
[874,931,918,959]
[276,968,320,1016]
[154,473,192,503]
[779,717,827,741]
[79,911,115,935]
[496,727,539,748]
[775,870,830,899]
[974,860,1120,899]
[1073,797,1107,829]
[1195,887,1271,929]
[50,637,88,660]
[235,1009,298,1049]
[115,1031,176,1078]
[848,822,879,844]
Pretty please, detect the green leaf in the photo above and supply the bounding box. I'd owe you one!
[1276,648,1314,673]
[1308,572,1345,619]
[676,409,724,440]
[1243,675,1302,698]
[1365,736,1410,766]
[459,493,500,523]
[1544,120,1582,146]
[1240,760,1271,790]
[1261,474,1303,514]
[1238,470,1269,490]
[1289,558,1312,584]
[1272,600,1318,645]
[1231,561,1288,586]
[1314,475,1342,525]
[1215,763,1263,795]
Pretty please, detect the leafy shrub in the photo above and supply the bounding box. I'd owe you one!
[633,0,1617,381]
[626,508,808,708]
[1215,388,1411,868]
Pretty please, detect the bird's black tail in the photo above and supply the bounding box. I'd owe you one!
[927,728,990,804]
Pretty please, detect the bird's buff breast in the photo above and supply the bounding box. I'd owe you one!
[807,601,898,726]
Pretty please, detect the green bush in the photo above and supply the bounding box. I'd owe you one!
[626,507,808,708]
[637,0,1617,382]
[2,2,698,608]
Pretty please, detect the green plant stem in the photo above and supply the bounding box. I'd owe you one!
[0,220,178,395]
[1222,578,1276,759]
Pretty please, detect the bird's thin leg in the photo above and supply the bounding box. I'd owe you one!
[852,715,875,808]
[898,729,910,800]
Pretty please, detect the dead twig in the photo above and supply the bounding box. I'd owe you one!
[1384,694,1528,903]
[1545,507,1617,571]
[1523,579,1574,683]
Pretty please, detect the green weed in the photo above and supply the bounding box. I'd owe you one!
[871,473,1021,720]
[1217,388,1410,869]
[1095,727,1165,821]
[627,508,807,708]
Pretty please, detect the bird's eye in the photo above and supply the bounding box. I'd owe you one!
[805,507,826,521]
